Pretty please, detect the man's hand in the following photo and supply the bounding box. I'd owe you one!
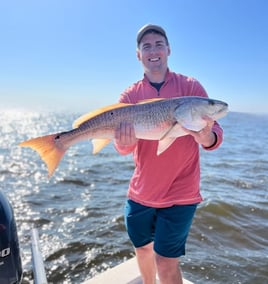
[182,116,217,148]
[115,121,137,146]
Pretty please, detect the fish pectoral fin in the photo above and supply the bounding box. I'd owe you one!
[91,138,111,154]
[156,123,187,155]
[157,137,177,155]
[159,123,186,141]
[181,119,207,132]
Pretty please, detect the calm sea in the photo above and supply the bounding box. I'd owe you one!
[0,110,267,284]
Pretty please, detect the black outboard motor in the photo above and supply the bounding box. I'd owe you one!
[0,190,22,284]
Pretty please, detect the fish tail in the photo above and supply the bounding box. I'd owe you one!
[19,134,66,177]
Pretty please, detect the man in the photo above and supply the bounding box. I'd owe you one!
[114,24,223,284]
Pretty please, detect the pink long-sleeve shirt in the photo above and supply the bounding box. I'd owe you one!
[115,70,223,208]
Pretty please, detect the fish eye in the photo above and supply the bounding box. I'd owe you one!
[209,100,215,106]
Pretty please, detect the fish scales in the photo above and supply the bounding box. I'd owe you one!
[74,101,175,140]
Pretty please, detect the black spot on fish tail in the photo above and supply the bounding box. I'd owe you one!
[54,131,70,140]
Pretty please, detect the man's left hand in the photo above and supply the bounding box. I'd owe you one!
[182,116,216,148]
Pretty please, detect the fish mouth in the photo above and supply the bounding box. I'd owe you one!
[216,104,229,118]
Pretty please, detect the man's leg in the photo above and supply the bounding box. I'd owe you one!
[135,242,157,284]
[154,204,197,284]
[155,254,183,284]
[125,200,157,283]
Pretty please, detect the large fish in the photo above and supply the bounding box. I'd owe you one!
[19,96,228,177]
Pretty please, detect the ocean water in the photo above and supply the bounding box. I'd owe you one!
[0,110,267,284]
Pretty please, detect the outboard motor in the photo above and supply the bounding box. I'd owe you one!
[0,190,22,284]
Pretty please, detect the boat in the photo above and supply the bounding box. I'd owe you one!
[31,228,48,284]
[83,256,193,284]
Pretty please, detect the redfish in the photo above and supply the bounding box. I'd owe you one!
[19,96,228,177]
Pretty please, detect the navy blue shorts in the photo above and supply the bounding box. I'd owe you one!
[124,199,197,258]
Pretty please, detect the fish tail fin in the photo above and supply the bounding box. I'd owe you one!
[19,134,66,177]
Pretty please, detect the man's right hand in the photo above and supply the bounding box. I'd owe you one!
[114,121,137,146]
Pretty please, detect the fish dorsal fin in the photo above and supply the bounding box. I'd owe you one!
[91,138,111,154]
[137,98,165,104]
[73,99,164,128]
[73,103,132,128]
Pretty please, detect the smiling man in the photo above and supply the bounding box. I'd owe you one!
[114,24,224,284]
[137,25,170,80]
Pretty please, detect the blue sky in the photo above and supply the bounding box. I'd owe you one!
[0,0,267,113]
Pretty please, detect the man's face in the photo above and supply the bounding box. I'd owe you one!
[137,32,170,74]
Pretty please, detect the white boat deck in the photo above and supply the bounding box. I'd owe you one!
[83,257,193,284]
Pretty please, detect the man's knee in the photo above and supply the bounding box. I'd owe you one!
[135,242,154,255]
[155,253,179,271]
